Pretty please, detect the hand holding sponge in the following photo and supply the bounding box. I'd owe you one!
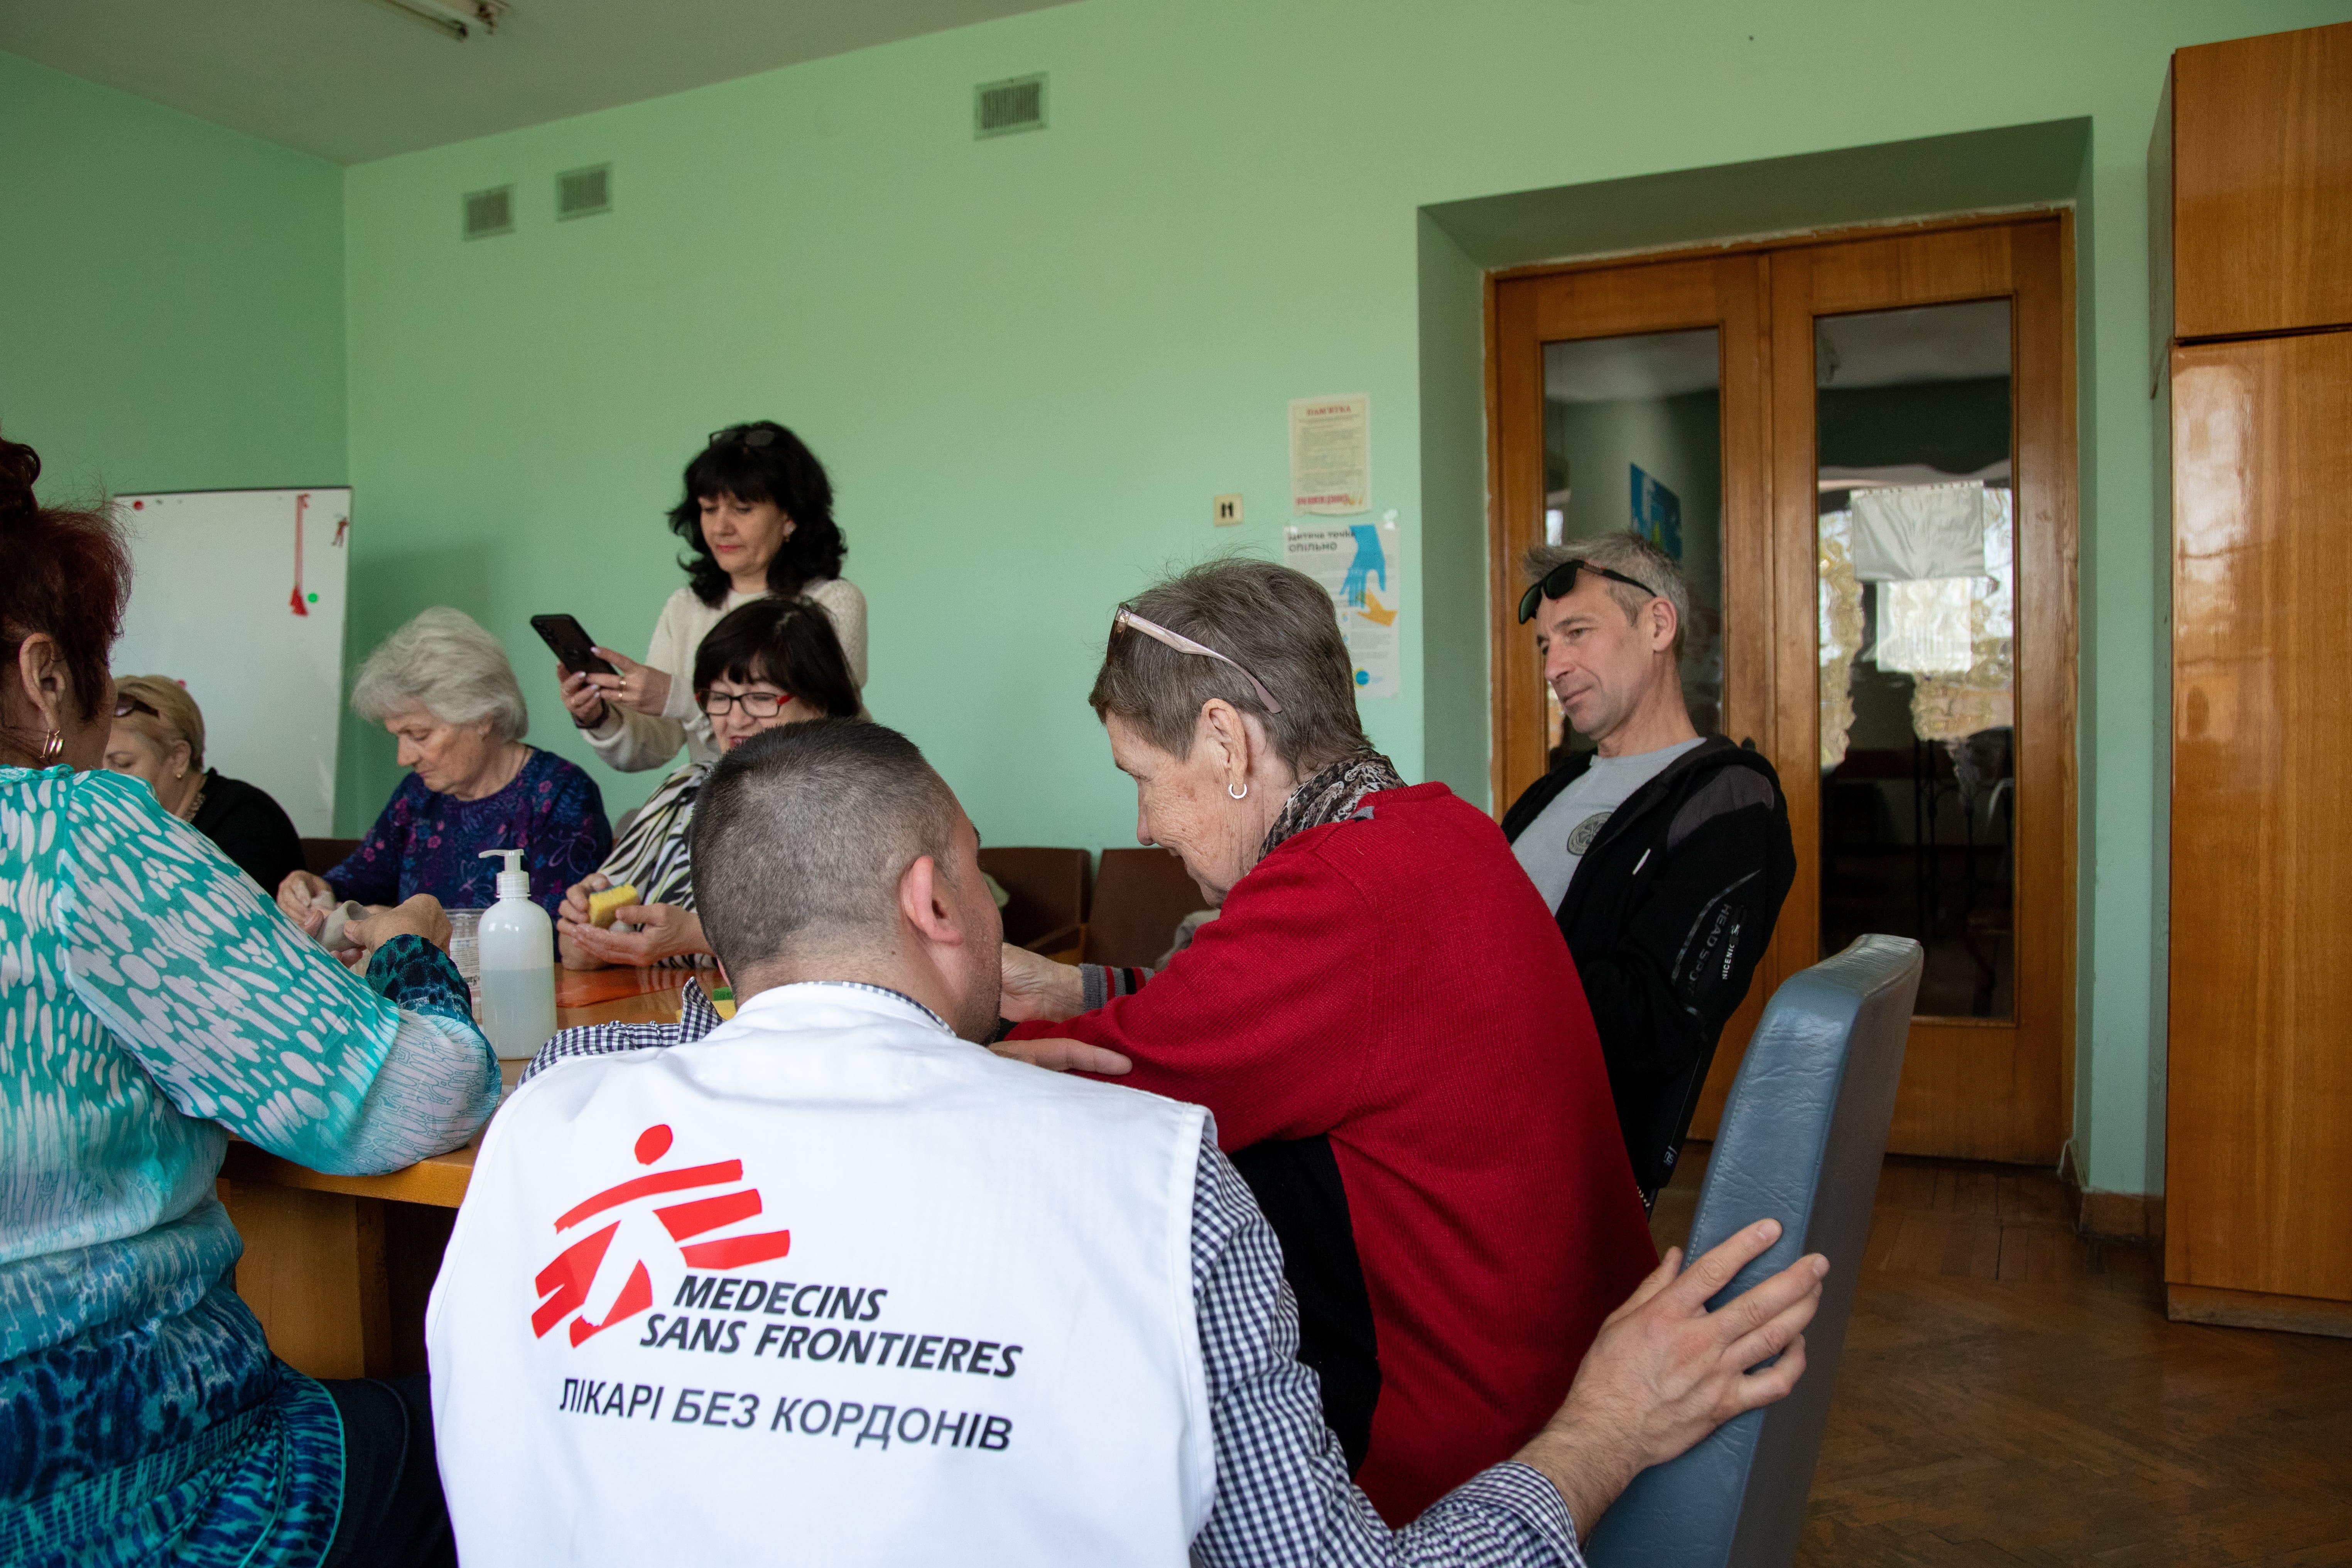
[585,883,640,928]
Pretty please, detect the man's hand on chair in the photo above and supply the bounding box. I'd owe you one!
[1513,1220,1829,1539]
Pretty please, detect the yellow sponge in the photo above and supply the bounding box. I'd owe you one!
[586,883,639,928]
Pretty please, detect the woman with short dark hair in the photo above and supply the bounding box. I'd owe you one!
[557,596,861,970]
[557,422,869,772]
[105,671,306,894]
[998,557,1657,1525]
[0,430,494,1565]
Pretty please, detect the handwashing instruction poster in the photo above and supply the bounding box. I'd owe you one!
[1285,513,1402,698]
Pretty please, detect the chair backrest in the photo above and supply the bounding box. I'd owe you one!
[1585,933,1923,1568]
[1086,847,1212,969]
[301,837,359,879]
[978,846,1091,953]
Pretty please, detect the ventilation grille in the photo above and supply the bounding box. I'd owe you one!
[557,164,612,221]
[974,73,1047,139]
[462,184,514,240]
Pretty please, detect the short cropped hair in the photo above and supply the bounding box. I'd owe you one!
[1524,531,1690,661]
[690,720,961,972]
[1089,559,1369,774]
[351,607,529,741]
[114,674,207,770]
[692,597,860,719]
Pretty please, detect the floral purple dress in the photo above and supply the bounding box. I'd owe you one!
[326,748,611,917]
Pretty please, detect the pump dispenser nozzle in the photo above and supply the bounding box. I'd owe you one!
[478,848,531,900]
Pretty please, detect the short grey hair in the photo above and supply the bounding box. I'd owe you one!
[1523,531,1690,661]
[691,719,961,970]
[1090,558,1370,775]
[351,607,528,741]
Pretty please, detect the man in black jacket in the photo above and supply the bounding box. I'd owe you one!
[1500,532,1795,1205]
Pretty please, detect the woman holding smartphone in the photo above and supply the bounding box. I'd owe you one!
[559,422,867,770]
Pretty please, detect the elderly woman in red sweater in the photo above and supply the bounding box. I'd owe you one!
[999,558,1657,1525]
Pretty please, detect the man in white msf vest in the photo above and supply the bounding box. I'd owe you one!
[430,721,1828,1565]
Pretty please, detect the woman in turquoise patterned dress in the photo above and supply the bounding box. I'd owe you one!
[1,433,498,1565]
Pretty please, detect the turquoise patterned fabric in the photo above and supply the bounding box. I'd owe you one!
[1,765,500,1565]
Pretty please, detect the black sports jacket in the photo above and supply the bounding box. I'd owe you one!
[1499,736,1795,1195]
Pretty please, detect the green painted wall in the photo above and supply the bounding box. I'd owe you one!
[0,50,344,501]
[331,0,2349,1197]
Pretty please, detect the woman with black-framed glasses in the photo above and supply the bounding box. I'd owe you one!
[555,597,861,972]
[555,420,870,773]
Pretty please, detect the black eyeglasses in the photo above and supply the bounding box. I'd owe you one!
[708,425,778,449]
[114,694,161,720]
[699,689,792,717]
[1515,558,1658,624]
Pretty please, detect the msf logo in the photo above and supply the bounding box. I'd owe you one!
[532,1123,794,1347]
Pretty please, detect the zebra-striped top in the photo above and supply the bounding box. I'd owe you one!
[594,761,713,968]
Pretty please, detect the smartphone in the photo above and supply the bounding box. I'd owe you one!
[530,614,619,677]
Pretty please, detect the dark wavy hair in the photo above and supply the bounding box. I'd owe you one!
[668,422,846,607]
[692,597,860,720]
[0,432,132,748]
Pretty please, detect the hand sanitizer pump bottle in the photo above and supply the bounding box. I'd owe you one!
[475,849,557,1061]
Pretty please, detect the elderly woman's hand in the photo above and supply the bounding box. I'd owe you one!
[344,895,454,962]
[583,647,673,719]
[559,667,610,729]
[998,944,1087,1024]
[277,869,334,935]
[989,1038,1133,1075]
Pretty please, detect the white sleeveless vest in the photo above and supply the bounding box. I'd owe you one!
[429,984,1215,1566]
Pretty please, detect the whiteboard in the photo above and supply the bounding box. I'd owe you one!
[113,488,353,837]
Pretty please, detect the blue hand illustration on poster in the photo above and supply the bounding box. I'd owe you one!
[1342,523,1387,607]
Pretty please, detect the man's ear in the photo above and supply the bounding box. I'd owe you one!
[1648,595,1680,654]
[897,854,967,947]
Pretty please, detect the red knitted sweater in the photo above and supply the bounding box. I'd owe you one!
[1015,783,1656,1522]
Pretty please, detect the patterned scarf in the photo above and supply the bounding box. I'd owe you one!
[1258,750,1408,859]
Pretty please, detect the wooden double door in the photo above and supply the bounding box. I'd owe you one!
[1487,216,2076,1164]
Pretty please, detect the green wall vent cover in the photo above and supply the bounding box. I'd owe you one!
[462,184,513,240]
[557,164,612,221]
[974,74,1047,139]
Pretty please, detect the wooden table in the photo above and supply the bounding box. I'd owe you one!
[217,966,692,1379]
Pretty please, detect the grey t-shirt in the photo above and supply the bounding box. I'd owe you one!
[1512,737,1706,912]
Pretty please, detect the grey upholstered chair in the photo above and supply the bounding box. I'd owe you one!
[1584,933,1924,1568]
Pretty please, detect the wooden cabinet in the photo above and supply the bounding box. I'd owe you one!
[2151,21,2352,346]
[2167,334,2352,1328]
[2161,21,2352,1337]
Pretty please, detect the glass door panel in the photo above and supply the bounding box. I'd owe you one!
[1812,299,2015,1020]
[1542,327,1726,748]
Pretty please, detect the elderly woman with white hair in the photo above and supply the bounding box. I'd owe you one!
[276,607,611,925]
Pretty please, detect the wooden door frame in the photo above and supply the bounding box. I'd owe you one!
[1482,210,2079,1162]
[1484,251,1774,805]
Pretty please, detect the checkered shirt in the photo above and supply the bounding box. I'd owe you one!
[520,982,1585,1564]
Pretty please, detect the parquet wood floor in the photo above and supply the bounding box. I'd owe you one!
[1650,1145,2352,1566]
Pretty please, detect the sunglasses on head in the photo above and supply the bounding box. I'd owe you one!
[114,694,160,720]
[708,424,779,449]
[1112,608,1284,714]
[1515,558,1658,624]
